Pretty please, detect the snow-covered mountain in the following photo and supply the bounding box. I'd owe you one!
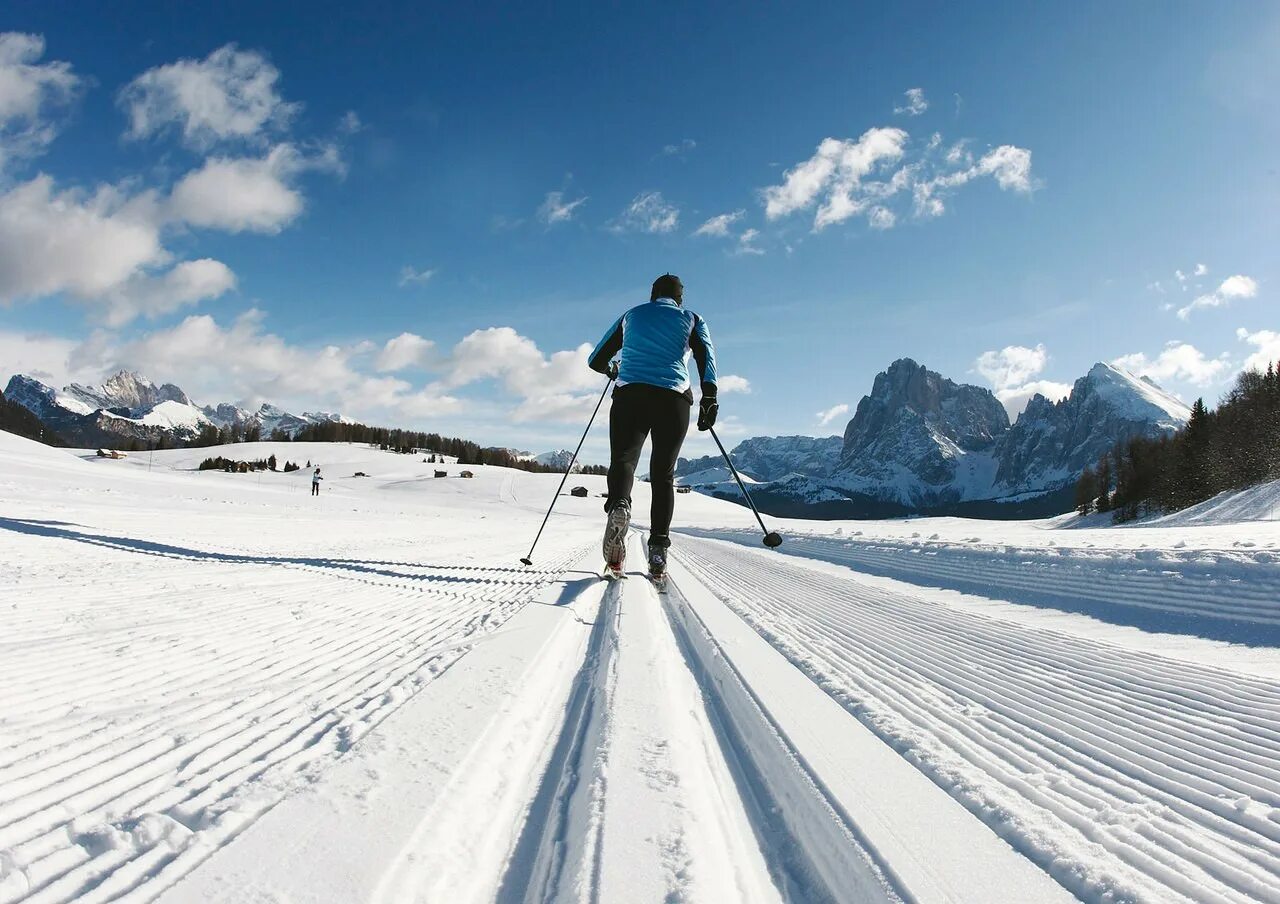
[697,358,1190,518]
[530,450,579,472]
[831,358,1010,507]
[991,363,1191,497]
[676,435,843,484]
[64,371,194,413]
[201,402,336,437]
[4,371,343,447]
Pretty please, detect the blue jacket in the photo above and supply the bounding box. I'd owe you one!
[589,298,718,400]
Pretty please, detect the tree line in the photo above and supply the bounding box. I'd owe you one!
[2,392,607,477]
[1075,362,1280,521]
[184,416,607,475]
[0,390,60,444]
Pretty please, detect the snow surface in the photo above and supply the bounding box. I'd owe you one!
[136,401,210,431]
[2,431,1280,902]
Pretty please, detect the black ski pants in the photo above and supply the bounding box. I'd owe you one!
[606,384,691,548]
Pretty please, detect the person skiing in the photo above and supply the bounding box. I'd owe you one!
[588,273,718,581]
[311,467,323,496]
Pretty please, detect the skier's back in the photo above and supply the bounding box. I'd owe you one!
[588,273,718,580]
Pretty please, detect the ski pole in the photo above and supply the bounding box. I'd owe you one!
[708,425,783,549]
[520,377,614,566]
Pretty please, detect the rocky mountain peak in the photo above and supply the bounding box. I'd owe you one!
[64,370,192,413]
[842,359,1009,461]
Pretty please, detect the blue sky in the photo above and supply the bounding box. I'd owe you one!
[0,1,1276,460]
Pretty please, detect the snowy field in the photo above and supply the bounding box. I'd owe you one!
[2,432,1280,903]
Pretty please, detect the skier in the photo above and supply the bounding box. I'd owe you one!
[311,467,323,496]
[588,273,718,582]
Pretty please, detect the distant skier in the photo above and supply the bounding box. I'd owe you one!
[588,273,718,581]
[312,467,323,496]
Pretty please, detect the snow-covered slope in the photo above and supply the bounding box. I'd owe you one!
[3,432,1279,902]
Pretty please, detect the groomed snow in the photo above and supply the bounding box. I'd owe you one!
[2,432,1279,903]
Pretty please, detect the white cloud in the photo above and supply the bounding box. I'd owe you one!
[816,403,849,427]
[693,209,744,237]
[0,140,339,323]
[167,143,339,234]
[977,145,1033,192]
[913,145,1034,217]
[993,379,1073,419]
[337,110,362,135]
[735,228,764,256]
[1236,327,1280,374]
[975,343,1049,390]
[868,206,895,229]
[111,314,604,419]
[660,138,696,157]
[0,175,235,325]
[119,44,299,149]
[538,190,588,225]
[376,332,436,371]
[974,343,1071,417]
[0,32,80,173]
[0,327,94,387]
[89,309,442,418]
[610,190,679,233]
[1113,341,1230,386]
[762,127,1031,231]
[398,265,436,288]
[0,175,166,302]
[441,327,596,393]
[1194,263,1208,277]
[762,129,909,230]
[436,327,609,423]
[717,374,751,394]
[102,258,237,327]
[1176,274,1258,320]
[4,315,688,429]
[894,88,928,116]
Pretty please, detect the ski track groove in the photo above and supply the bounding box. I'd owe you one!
[672,535,1280,904]
[0,528,591,904]
[679,529,1280,632]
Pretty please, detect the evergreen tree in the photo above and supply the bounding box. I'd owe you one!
[1095,451,1113,513]
[1074,465,1098,516]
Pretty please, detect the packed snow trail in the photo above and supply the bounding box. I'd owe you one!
[492,537,788,904]
[676,527,1280,644]
[671,534,1280,903]
[5,435,1280,902]
[0,515,587,903]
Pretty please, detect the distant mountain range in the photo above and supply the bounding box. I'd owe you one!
[677,358,1190,519]
[3,370,346,448]
[6,359,1190,520]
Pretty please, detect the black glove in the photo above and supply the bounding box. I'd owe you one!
[606,361,619,380]
[697,396,718,431]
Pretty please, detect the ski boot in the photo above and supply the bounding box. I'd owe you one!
[647,543,668,590]
[602,499,630,580]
